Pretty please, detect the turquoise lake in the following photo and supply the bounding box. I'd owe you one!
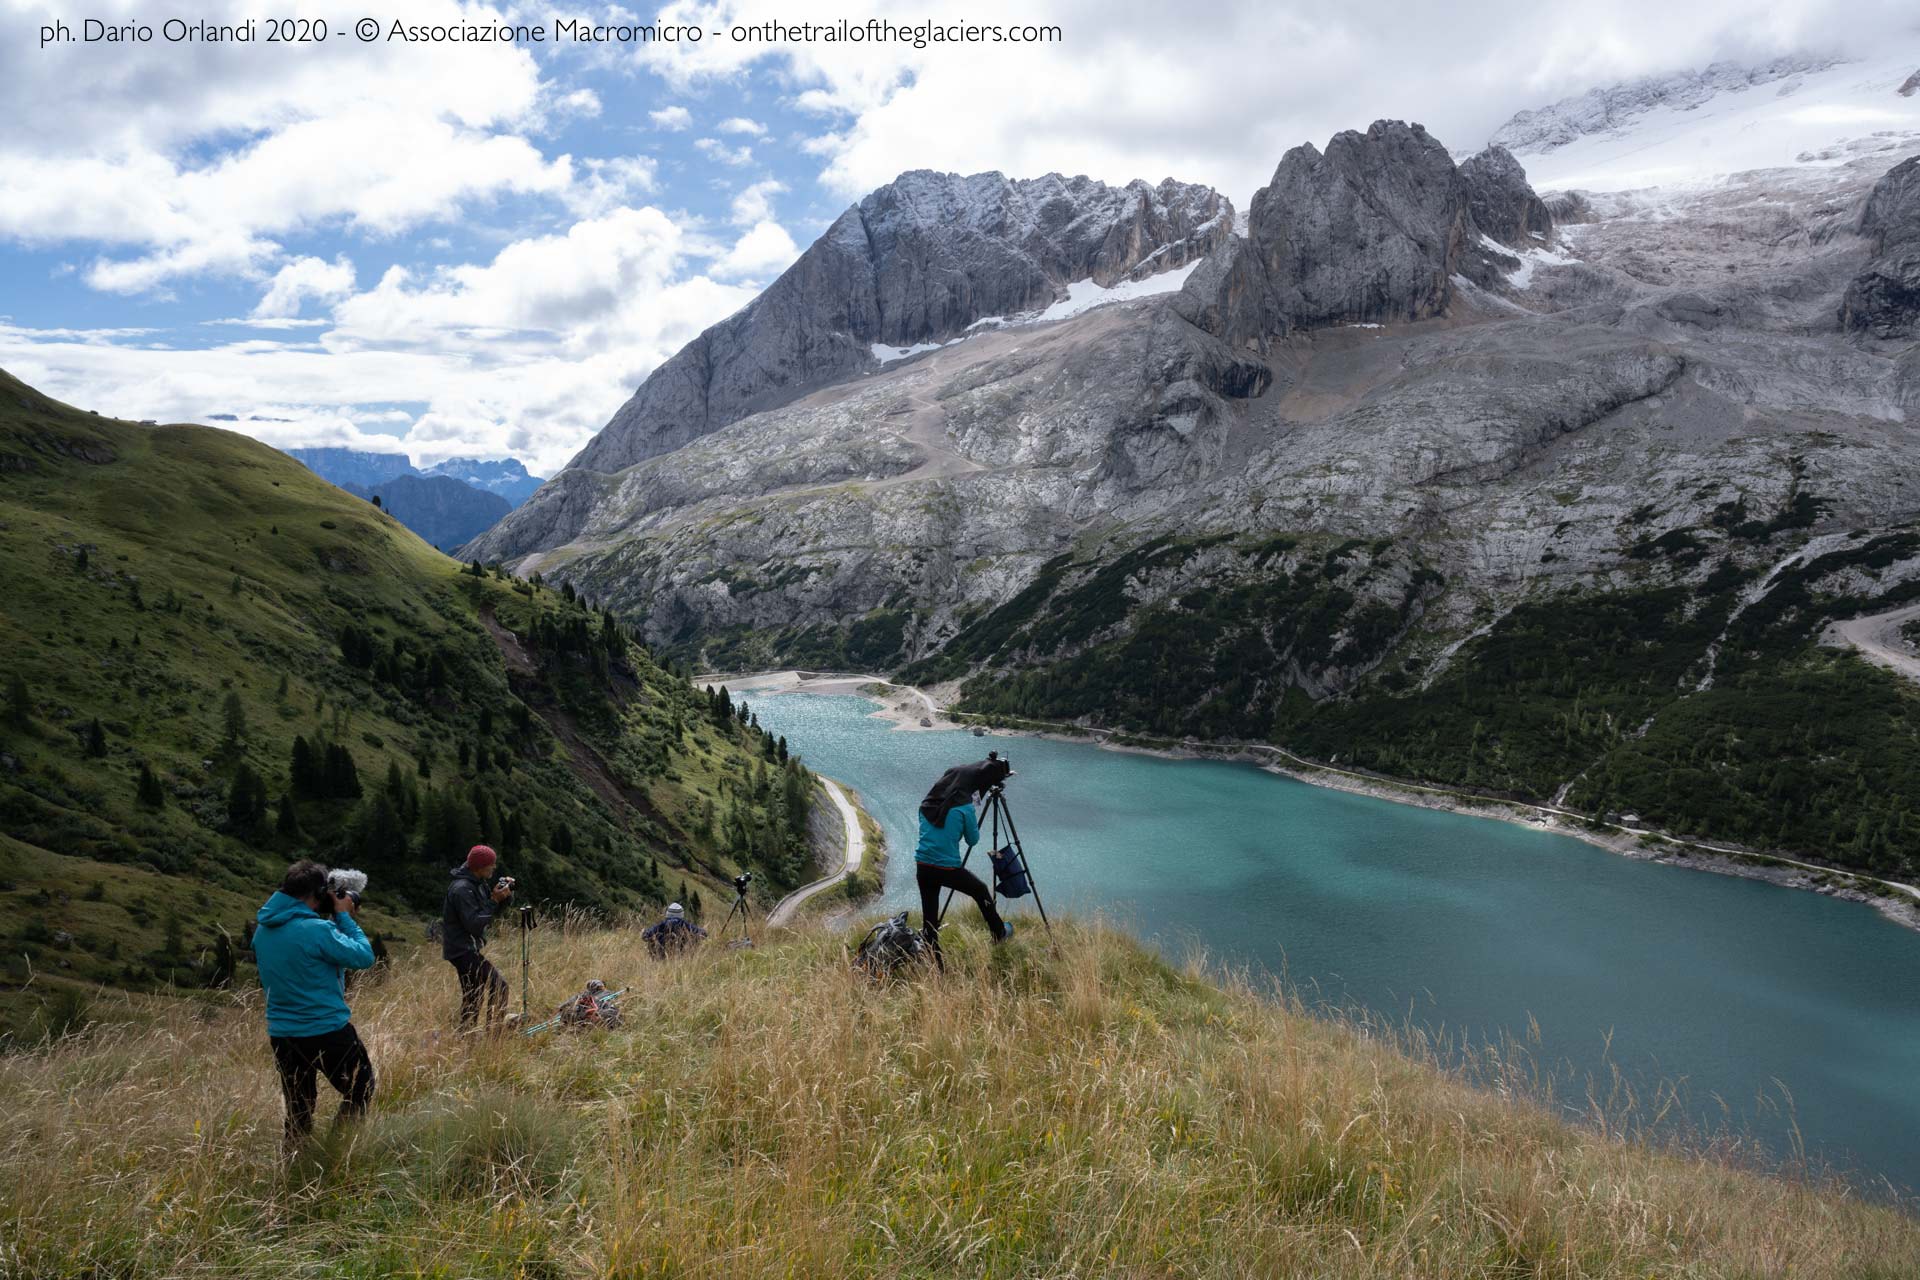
[741,684,1920,1197]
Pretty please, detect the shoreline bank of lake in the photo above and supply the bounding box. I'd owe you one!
[709,668,1920,936]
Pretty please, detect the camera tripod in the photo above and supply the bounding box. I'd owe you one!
[517,903,536,1020]
[937,783,1054,943]
[718,880,756,948]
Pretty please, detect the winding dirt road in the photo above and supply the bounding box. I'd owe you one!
[768,778,866,927]
[1832,601,1920,684]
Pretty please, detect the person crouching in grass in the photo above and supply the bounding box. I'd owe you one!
[254,858,376,1152]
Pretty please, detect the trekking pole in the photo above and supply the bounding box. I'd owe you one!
[518,904,536,1019]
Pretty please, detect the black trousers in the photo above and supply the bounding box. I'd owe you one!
[917,860,1006,960]
[271,1023,374,1145]
[449,951,508,1029]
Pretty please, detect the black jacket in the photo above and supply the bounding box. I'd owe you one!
[441,867,498,961]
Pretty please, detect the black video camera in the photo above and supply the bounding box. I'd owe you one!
[733,871,753,893]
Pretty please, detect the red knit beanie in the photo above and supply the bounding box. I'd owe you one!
[466,845,497,873]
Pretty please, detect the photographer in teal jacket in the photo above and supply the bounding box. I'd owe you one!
[915,755,1013,963]
[254,859,376,1149]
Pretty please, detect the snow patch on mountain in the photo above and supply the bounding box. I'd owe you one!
[1030,259,1204,323]
[871,340,947,365]
[1478,233,1580,289]
[1493,47,1920,192]
[870,260,1204,365]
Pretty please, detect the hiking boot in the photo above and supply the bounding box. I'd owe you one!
[996,921,1015,944]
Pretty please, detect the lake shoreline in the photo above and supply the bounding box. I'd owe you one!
[714,669,1920,936]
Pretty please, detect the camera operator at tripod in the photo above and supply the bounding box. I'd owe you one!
[643,900,708,958]
[915,753,1015,961]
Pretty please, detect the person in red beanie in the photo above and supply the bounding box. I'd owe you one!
[442,844,513,1031]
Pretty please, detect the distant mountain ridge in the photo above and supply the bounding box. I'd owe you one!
[341,474,510,551]
[287,446,543,507]
[287,445,543,548]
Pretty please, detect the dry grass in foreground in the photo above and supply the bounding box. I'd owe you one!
[1,919,1916,1278]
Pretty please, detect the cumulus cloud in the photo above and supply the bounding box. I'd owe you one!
[694,137,755,167]
[729,178,788,226]
[0,202,759,473]
[566,155,661,216]
[252,256,357,319]
[717,116,768,136]
[710,220,801,281]
[649,104,693,130]
[0,0,568,293]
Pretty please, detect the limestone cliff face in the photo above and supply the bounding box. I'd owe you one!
[1842,156,1920,336]
[1247,121,1472,328]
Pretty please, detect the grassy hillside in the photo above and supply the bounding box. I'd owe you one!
[0,369,815,1028]
[1,921,1913,1278]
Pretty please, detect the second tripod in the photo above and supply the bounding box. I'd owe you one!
[719,872,756,949]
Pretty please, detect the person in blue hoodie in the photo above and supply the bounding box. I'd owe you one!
[254,859,376,1149]
[915,755,1014,964]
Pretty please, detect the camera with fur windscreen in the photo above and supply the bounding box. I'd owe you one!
[327,868,368,908]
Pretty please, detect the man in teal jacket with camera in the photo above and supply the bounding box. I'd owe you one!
[254,858,376,1149]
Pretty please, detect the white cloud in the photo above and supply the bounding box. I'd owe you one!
[0,205,759,474]
[649,105,693,131]
[694,138,755,167]
[729,179,787,226]
[717,116,768,136]
[711,220,801,281]
[566,155,661,216]
[0,0,568,293]
[252,256,357,319]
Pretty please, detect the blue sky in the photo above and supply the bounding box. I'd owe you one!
[0,0,1897,474]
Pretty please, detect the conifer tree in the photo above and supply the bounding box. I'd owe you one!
[7,671,30,727]
[85,718,107,758]
[290,735,319,797]
[222,690,247,749]
[275,791,299,837]
[136,761,165,808]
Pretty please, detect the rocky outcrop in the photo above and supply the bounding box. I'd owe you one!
[1172,126,1552,352]
[1461,146,1553,247]
[1841,156,1920,336]
[1247,121,1470,328]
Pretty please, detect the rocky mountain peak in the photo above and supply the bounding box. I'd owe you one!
[554,168,1232,487]
[1246,119,1469,328]
[1460,145,1554,247]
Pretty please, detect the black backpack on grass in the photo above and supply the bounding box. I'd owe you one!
[854,912,930,981]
